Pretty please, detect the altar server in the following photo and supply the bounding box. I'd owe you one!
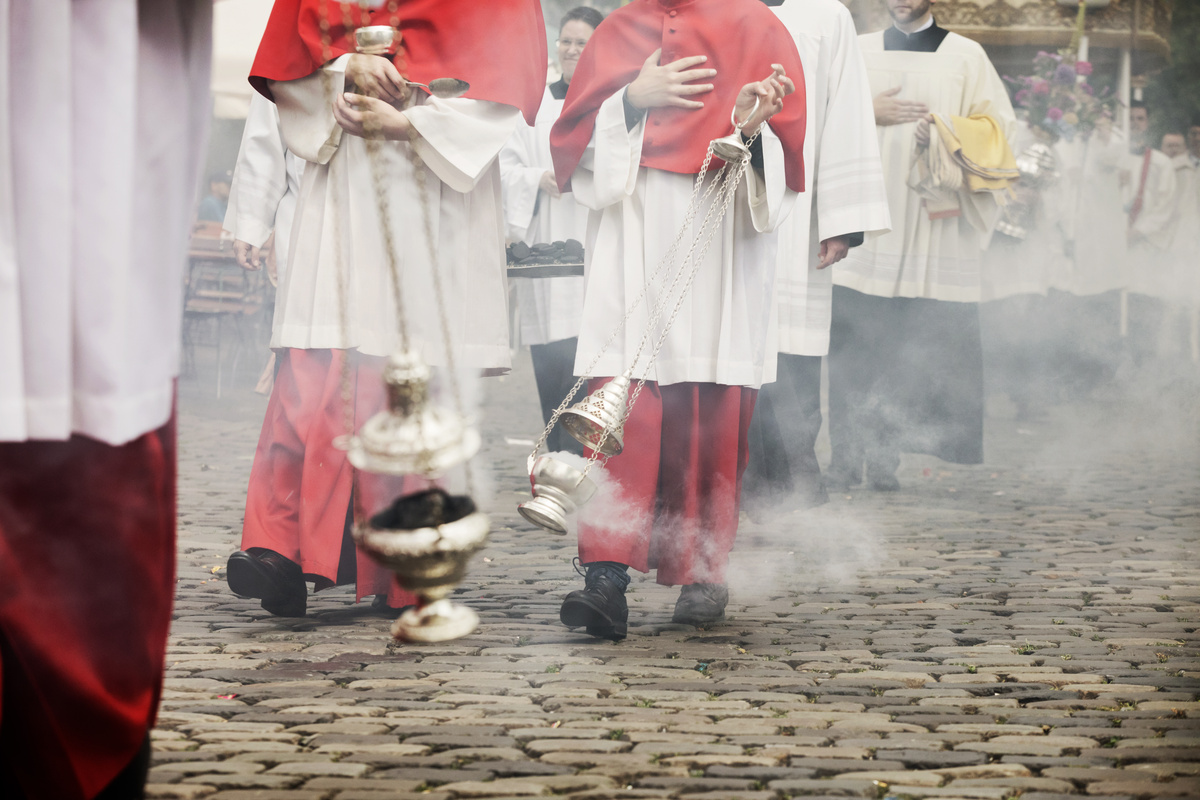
[743,0,891,516]
[0,2,211,796]
[500,6,603,456]
[826,0,1016,491]
[550,0,806,638]
[226,0,546,617]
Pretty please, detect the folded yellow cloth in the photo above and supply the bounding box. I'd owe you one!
[932,113,1018,193]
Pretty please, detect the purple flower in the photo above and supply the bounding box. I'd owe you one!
[1081,83,1094,96]
[1014,88,1030,105]
[1053,64,1076,84]
[1047,107,1064,121]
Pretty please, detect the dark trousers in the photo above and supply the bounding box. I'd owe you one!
[531,337,584,456]
[743,354,827,514]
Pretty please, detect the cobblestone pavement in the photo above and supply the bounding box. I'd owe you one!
[152,355,1200,800]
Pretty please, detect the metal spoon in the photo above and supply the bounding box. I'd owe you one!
[405,78,470,99]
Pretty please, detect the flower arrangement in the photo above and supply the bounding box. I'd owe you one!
[1005,51,1112,141]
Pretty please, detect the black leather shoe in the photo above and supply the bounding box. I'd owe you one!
[672,583,729,625]
[560,566,628,641]
[227,548,307,617]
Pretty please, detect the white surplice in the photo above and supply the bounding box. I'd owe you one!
[770,0,891,356]
[1125,147,1178,301]
[270,55,521,367]
[1050,130,1130,297]
[0,0,212,445]
[836,31,1017,302]
[499,85,589,347]
[569,90,796,387]
[224,91,306,282]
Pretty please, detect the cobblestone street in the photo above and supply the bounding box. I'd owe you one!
[151,353,1200,800]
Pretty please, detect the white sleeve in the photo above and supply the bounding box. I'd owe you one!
[744,121,797,233]
[1132,154,1179,243]
[406,98,522,193]
[814,9,891,240]
[270,54,348,165]
[569,87,646,211]
[223,92,289,248]
[498,121,544,240]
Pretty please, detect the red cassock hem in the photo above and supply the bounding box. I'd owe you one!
[0,417,176,800]
[577,380,755,586]
[241,349,419,607]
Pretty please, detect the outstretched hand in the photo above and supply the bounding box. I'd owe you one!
[626,49,716,111]
[735,64,794,137]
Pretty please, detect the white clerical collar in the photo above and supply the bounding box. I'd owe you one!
[894,16,935,36]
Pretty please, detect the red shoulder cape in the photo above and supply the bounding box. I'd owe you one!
[550,0,806,192]
[249,0,547,126]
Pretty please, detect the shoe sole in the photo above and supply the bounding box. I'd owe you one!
[672,609,726,626]
[560,596,627,640]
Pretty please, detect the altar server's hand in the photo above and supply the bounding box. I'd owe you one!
[818,235,852,269]
[234,240,262,271]
[735,65,793,137]
[335,92,412,140]
[539,170,562,198]
[914,114,933,147]
[874,86,928,126]
[345,54,411,104]
[626,49,716,110]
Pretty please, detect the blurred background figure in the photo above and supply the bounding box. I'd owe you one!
[196,170,232,222]
[0,2,211,798]
[500,5,605,457]
[1124,102,1180,375]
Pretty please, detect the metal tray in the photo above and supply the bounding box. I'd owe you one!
[506,261,584,278]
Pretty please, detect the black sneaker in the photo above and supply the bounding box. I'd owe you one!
[226,547,307,617]
[672,583,729,625]
[560,563,629,641]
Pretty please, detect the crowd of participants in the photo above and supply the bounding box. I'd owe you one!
[3,0,1198,797]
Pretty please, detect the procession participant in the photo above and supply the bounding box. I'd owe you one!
[226,0,546,617]
[826,0,1016,491]
[500,6,604,457]
[743,0,891,517]
[0,2,211,797]
[550,0,806,638]
[225,90,306,287]
[1047,115,1129,398]
[1125,126,1181,371]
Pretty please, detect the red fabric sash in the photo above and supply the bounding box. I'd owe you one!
[1129,146,1154,228]
[249,0,547,125]
[550,0,806,192]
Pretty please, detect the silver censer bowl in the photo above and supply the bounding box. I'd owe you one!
[355,489,490,642]
[519,455,598,534]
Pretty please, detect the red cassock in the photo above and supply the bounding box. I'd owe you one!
[248,0,546,125]
[550,0,807,192]
[0,421,176,799]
